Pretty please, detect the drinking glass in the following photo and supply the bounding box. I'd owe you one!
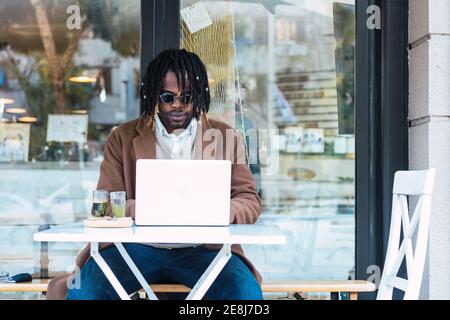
[92,190,109,217]
[110,191,126,218]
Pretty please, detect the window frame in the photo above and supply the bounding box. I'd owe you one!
[355,0,409,299]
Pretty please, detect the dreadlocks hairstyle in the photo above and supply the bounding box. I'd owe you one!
[140,49,211,129]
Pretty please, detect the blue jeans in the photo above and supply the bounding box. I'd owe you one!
[67,244,263,300]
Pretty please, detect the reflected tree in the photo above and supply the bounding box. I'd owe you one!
[0,0,140,159]
[30,0,87,114]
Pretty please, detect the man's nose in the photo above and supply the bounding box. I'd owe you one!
[171,96,182,108]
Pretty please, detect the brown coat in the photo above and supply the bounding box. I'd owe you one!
[46,114,262,300]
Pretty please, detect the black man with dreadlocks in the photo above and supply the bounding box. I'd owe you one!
[50,49,263,300]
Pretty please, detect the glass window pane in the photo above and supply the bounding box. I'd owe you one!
[0,0,140,298]
[181,0,355,287]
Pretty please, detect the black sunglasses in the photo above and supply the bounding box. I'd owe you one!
[159,92,193,105]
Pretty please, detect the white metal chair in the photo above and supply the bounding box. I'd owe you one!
[377,169,436,300]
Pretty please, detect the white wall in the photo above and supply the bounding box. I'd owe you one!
[409,0,450,300]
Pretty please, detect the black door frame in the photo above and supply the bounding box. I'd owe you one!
[141,0,410,300]
[140,0,180,82]
[355,0,409,299]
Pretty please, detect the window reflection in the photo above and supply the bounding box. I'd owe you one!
[181,0,355,284]
[0,0,140,296]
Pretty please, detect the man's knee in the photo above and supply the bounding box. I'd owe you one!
[206,255,263,300]
[230,277,263,300]
[208,276,263,300]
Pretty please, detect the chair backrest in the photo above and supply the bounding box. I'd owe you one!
[377,169,436,300]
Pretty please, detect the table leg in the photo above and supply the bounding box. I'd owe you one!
[186,244,232,300]
[90,242,131,300]
[114,242,159,300]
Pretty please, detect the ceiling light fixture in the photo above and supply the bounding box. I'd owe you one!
[5,107,27,114]
[18,116,37,123]
[0,98,15,104]
[72,110,88,114]
[69,69,98,84]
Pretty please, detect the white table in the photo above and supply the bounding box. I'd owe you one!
[33,223,286,300]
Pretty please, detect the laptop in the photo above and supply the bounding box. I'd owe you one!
[135,159,232,226]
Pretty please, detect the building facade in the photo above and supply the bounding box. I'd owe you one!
[0,0,448,300]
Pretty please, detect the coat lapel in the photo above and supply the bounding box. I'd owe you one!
[132,115,156,160]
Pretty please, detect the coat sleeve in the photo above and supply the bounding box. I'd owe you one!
[96,130,136,218]
[229,131,261,224]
